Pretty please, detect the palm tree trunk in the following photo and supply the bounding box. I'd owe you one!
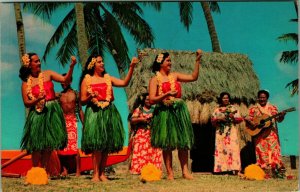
[75,3,89,67]
[14,3,26,65]
[14,3,29,118]
[200,2,221,53]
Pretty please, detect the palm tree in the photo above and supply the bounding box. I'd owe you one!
[278,1,298,96]
[14,3,26,65]
[178,2,221,52]
[23,2,160,73]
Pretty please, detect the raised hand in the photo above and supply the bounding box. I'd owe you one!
[70,56,77,67]
[130,57,139,68]
[196,49,202,62]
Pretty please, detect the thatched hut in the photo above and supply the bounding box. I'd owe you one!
[125,48,259,172]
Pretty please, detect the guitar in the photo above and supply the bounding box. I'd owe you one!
[245,107,296,136]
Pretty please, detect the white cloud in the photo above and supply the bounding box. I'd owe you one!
[274,52,298,77]
[0,61,14,72]
[271,91,298,111]
[23,14,55,45]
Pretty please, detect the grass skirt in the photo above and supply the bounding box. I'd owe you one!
[81,103,125,154]
[20,100,67,153]
[151,99,194,150]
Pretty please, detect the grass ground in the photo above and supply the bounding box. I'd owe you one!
[1,156,299,192]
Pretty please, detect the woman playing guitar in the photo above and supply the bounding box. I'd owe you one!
[246,90,286,178]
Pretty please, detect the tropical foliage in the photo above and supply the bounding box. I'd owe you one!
[278,16,298,96]
[178,2,221,52]
[23,2,161,72]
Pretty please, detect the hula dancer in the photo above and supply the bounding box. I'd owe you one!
[19,53,77,173]
[79,54,139,182]
[148,49,202,180]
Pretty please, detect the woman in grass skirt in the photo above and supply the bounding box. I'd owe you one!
[148,50,202,180]
[19,53,77,172]
[80,54,139,182]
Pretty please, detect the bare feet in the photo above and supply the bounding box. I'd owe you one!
[167,174,174,180]
[183,173,193,180]
[100,175,109,182]
[75,172,81,177]
[91,176,100,182]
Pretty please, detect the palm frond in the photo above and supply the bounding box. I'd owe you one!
[23,2,69,21]
[209,2,220,13]
[103,10,130,72]
[110,3,155,47]
[279,50,298,64]
[285,79,299,96]
[84,4,105,56]
[179,2,193,31]
[277,33,298,44]
[42,9,76,63]
[290,18,298,22]
[56,24,78,66]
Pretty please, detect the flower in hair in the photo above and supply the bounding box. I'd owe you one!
[87,58,97,70]
[156,53,164,63]
[22,54,30,67]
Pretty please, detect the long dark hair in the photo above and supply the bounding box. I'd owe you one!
[152,52,170,73]
[19,52,37,82]
[78,54,106,90]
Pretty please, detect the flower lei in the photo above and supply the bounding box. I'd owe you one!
[86,74,112,109]
[156,53,164,63]
[22,54,30,67]
[87,57,97,70]
[156,71,176,106]
[218,105,236,135]
[27,72,45,112]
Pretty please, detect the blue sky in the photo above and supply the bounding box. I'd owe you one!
[1,2,298,155]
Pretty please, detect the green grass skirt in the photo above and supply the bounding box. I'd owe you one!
[20,100,67,153]
[81,103,125,154]
[151,99,194,150]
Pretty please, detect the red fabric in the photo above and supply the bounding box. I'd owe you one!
[161,81,182,98]
[31,81,56,101]
[90,83,114,101]
[130,129,162,174]
[57,114,78,155]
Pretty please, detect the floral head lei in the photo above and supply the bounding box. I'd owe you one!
[156,53,164,64]
[87,57,97,70]
[22,54,30,67]
[27,72,45,112]
[85,74,112,109]
[156,72,177,106]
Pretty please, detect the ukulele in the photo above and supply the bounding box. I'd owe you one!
[245,107,295,136]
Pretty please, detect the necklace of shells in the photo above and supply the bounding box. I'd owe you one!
[85,74,112,109]
[26,72,45,112]
[156,71,176,106]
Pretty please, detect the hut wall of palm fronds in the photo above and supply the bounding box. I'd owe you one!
[126,48,260,172]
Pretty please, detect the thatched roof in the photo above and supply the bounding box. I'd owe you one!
[126,48,260,110]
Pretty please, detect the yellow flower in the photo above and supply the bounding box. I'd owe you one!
[22,54,30,67]
[87,57,97,70]
[25,167,48,185]
[244,164,265,180]
[156,53,164,63]
[140,163,162,182]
